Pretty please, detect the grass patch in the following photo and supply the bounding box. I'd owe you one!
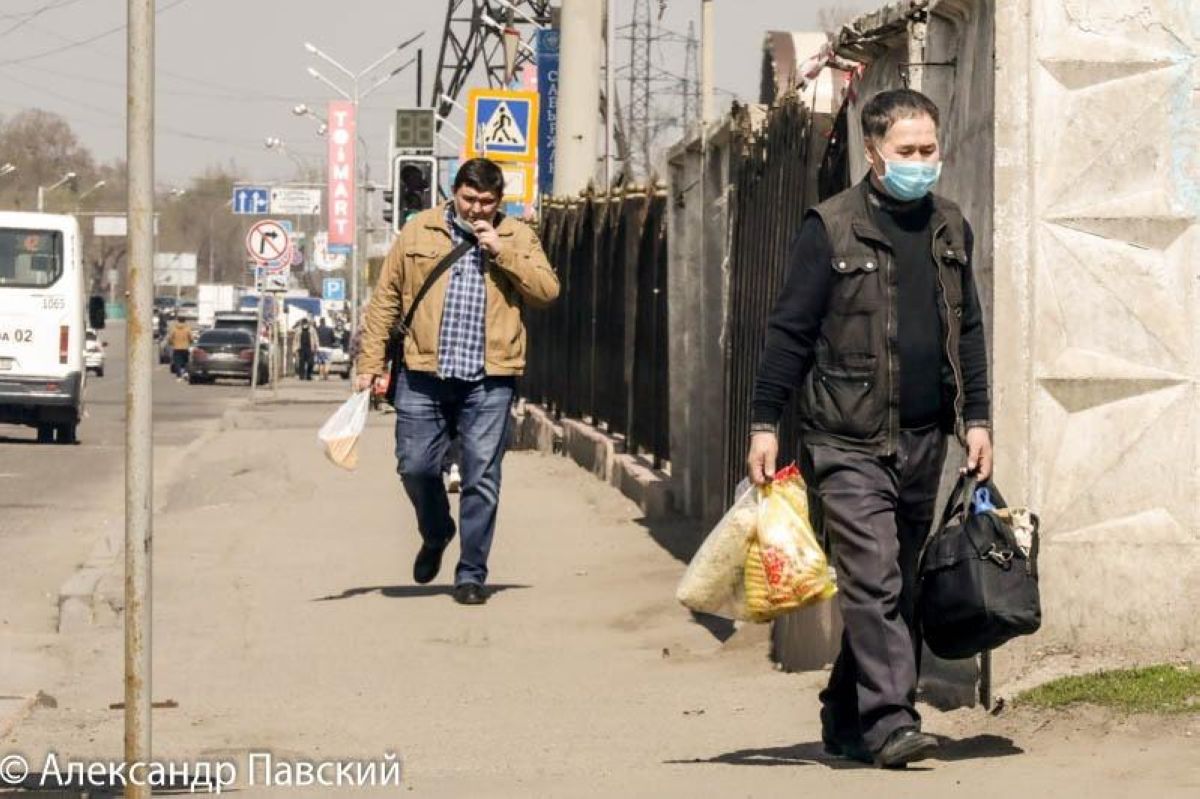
[1017,664,1200,715]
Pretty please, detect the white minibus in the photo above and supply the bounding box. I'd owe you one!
[0,212,86,443]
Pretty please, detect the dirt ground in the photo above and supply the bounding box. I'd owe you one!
[5,395,1199,797]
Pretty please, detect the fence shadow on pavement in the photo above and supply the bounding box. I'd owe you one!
[631,515,704,565]
[311,584,531,602]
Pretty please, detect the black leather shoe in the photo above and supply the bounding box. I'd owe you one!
[413,543,447,585]
[452,583,487,605]
[822,734,873,764]
[874,727,938,769]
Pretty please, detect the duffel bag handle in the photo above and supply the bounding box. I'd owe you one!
[937,473,979,531]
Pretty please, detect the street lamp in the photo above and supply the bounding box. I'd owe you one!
[301,31,423,338]
[292,104,329,137]
[37,171,77,212]
[75,179,107,212]
[0,162,15,179]
[265,136,311,177]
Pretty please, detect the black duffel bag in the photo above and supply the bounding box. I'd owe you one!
[917,474,1041,660]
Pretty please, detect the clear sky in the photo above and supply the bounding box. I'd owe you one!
[0,0,878,185]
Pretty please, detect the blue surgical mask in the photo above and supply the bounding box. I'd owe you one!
[878,159,942,201]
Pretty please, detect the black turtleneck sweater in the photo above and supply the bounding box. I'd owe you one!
[868,184,943,427]
[751,180,989,430]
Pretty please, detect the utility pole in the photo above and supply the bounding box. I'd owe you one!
[681,21,699,130]
[554,0,603,195]
[701,0,715,124]
[125,1,154,796]
[604,0,615,189]
[626,0,652,177]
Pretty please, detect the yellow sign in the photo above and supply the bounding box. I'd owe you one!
[499,163,536,204]
[464,88,540,163]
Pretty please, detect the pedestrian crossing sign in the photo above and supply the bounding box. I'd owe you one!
[465,88,540,163]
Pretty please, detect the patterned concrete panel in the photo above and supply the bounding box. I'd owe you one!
[996,0,1200,656]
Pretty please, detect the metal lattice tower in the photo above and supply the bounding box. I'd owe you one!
[625,0,654,178]
[431,1,553,123]
[681,21,699,130]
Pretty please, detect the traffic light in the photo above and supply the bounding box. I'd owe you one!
[382,189,395,227]
[392,155,437,233]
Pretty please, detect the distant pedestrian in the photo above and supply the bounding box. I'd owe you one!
[746,89,992,769]
[355,157,559,606]
[167,317,192,380]
[296,318,316,381]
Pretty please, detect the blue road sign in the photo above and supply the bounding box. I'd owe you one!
[233,186,270,215]
[467,89,538,161]
[322,278,346,301]
[537,29,560,194]
[328,243,352,255]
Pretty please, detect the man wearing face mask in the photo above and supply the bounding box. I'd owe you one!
[746,89,991,768]
[355,158,559,606]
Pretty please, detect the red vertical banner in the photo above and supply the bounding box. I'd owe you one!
[326,100,356,247]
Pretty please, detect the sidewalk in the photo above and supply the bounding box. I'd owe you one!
[5,384,1198,797]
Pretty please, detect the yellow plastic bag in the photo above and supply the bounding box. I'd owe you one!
[744,465,837,623]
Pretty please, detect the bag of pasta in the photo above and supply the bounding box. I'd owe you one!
[676,480,757,621]
[744,464,837,622]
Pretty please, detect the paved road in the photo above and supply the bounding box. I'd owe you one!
[0,319,247,639]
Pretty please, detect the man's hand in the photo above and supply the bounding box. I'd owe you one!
[963,427,993,481]
[746,432,779,486]
[472,219,502,256]
[355,373,387,395]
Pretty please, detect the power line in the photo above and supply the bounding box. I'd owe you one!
[0,0,88,38]
[0,0,86,23]
[0,0,190,66]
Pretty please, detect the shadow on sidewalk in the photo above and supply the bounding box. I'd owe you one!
[632,515,705,565]
[932,733,1023,760]
[312,584,531,602]
[664,740,869,770]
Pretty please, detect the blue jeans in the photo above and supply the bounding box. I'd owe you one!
[393,369,514,586]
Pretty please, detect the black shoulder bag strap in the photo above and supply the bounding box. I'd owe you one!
[384,234,477,402]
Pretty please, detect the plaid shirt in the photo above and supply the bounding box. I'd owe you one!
[436,206,488,381]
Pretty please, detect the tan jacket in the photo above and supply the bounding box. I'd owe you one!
[357,205,559,377]
[168,322,192,350]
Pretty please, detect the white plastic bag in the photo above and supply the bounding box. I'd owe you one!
[675,480,757,621]
[317,390,370,470]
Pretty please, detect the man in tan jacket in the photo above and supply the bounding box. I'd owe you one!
[355,158,559,605]
[167,317,192,380]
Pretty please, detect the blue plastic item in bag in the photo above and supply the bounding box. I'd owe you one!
[972,487,997,514]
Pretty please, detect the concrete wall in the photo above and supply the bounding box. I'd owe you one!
[665,121,738,523]
[993,0,1200,669]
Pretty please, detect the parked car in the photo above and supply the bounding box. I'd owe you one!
[187,328,268,385]
[84,328,106,377]
[326,345,351,379]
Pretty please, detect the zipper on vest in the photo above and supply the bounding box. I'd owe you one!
[931,221,966,444]
[884,249,899,456]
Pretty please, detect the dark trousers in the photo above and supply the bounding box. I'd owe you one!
[298,350,315,380]
[806,426,947,752]
[171,349,188,376]
[393,370,514,586]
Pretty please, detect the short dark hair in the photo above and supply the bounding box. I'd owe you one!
[453,158,505,197]
[861,89,940,142]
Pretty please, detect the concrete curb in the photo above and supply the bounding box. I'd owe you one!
[510,403,674,520]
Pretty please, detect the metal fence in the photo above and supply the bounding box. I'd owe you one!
[523,186,671,465]
[721,98,817,505]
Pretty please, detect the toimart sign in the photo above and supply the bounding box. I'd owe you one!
[326,100,356,247]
